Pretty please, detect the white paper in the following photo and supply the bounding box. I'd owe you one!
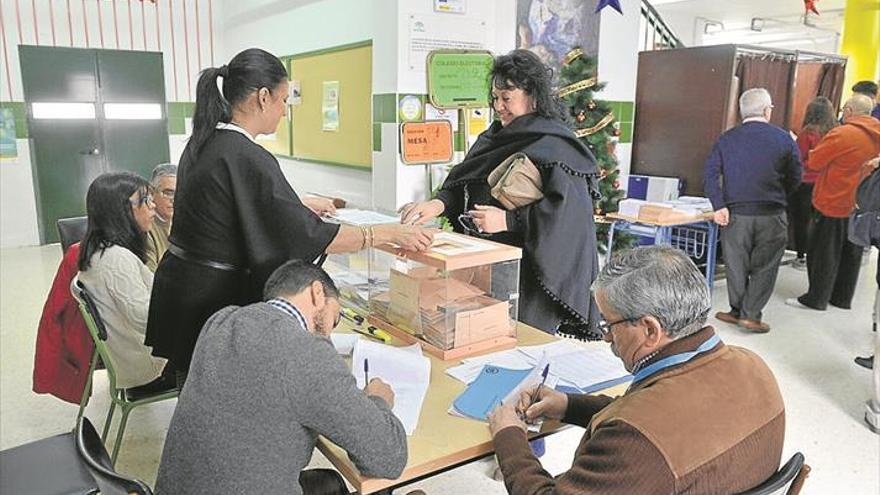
[352,340,431,435]
[447,348,533,384]
[330,333,359,356]
[331,208,400,226]
[518,341,630,391]
[503,353,551,405]
[429,232,494,256]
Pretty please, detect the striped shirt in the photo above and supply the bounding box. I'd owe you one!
[267,298,308,331]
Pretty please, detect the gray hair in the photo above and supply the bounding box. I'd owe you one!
[592,246,711,340]
[845,94,874,116]
[739,88,773,120]
[150,162,178,186]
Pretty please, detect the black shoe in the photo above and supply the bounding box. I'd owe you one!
[855,356,874,370]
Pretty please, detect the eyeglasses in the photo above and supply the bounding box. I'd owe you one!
[158,188,175,199]
[130,193,155,209]
[596,316,638,336]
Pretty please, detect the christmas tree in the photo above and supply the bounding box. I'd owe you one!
[557,48,635,254]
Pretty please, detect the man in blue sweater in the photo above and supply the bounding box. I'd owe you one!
[704,88,802,333]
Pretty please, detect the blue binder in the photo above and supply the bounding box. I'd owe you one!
[452,365,531,421]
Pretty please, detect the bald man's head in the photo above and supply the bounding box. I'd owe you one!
[842,94,874,123]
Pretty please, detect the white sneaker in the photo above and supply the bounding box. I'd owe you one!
[785,298,811,309]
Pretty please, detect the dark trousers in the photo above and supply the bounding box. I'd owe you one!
[799,214,864,310]
[722,213,788,321]
[788,182,814,258]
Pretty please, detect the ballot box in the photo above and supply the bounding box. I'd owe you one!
[366,232,521,360]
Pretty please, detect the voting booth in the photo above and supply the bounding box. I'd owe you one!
[325,231,522,360]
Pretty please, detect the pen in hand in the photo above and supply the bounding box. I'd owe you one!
[520,364,550,423]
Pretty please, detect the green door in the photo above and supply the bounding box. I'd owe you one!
[19,45,170,244]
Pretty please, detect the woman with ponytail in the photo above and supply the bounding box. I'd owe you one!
[146,49,432,378]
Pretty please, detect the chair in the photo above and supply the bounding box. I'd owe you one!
[76,417,153,495]
[0,427,97,495]
[71,279,179,464]
[735,453,811,495]
[57,216,89,253]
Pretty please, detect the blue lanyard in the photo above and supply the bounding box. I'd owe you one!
[631,334,722,386]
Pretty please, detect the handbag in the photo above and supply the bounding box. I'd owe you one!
[486,152,544,210]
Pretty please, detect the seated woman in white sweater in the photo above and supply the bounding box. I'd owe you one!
[77,172,171,390]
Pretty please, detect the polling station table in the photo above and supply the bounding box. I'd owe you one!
[318,323,629,494]
[604,212,719,294]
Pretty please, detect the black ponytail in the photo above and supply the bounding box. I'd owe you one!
[188,48,288,160]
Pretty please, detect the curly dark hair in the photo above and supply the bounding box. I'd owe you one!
[801,96,836,137]
[489,49,567,122]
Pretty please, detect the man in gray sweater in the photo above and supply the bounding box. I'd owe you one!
[155,260,407,494]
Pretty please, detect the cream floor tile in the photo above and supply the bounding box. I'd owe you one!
[1,245,878,494]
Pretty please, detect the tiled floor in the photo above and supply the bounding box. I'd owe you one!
[1,244,878,494]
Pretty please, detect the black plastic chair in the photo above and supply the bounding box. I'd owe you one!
[57,216,88,253]
[76,417,153,495]
[735,452,811,495]
[0,427,97,495]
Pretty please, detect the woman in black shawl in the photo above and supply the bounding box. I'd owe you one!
[401,49,601,339]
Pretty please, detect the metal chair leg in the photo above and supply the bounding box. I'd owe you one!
[102,401,117,442]
[75,352,99,425]
[110,406,132,465]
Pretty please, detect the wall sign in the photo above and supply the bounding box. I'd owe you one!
[427,50,494,109]
[400,120,454,164]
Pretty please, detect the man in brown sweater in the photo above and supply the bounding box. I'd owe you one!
[489,246,786,494]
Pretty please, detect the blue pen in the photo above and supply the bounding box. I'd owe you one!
[363,359,370,387]
[522,364,550,422]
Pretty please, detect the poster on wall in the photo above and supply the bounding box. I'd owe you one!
[466,108,491,148]
[407,14,487,72]
[322,81,340,131]
[290,80,302,106]
[0,108,17,160]
[516,0,600,68]
[425,103,459,129]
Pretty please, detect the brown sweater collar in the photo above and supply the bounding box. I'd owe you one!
[631,326,723,383]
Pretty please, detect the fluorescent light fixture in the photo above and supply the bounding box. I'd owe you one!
[32,102,96,119]
[104,103,163,120]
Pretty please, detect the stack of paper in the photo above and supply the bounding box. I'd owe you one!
[331,208,400,226]
[351,339,431,435]
[446,340,631,394]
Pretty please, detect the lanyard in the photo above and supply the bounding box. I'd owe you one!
[630,334,722,386]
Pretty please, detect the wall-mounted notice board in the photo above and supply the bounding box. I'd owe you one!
[290,41,372,169]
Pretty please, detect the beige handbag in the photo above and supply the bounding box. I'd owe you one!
[487,152,544,210]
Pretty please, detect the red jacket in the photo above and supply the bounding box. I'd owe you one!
[796,128,822,184]
[32,243,94,404]
[808,115,880,218]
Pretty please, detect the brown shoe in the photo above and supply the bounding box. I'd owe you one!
[714,311,740,325]
[739,319,770,333]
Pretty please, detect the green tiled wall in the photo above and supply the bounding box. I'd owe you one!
[167,102,196,135]
[606,100,635,144]
[373,93,470,153]
[0,102,28,139]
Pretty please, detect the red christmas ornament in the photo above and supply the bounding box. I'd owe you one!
[613,180,620,189]
[804,0,819,15]
[576,111,587,123]
[613,128,621,137]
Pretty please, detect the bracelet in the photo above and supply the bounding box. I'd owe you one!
[359,226,368,250]
[368,226,375,247]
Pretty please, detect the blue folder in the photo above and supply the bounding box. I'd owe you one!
[452,365,531,421]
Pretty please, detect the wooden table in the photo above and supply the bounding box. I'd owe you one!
[318,323,629,494]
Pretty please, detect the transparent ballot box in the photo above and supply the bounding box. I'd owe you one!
[367,232,522,361]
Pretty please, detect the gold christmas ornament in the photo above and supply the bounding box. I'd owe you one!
[563,48,584,66]
[575,112,615,137]
[558,77,597,98]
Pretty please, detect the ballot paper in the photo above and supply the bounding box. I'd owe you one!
[447,340,631,393]
[331,208,400,226]
[351,340,431,435]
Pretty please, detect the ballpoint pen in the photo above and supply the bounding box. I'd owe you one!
[521,364,550,422]
[364,359,370,386]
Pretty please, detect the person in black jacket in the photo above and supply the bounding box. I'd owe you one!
[146,49,433,379]
[401,49,601,339]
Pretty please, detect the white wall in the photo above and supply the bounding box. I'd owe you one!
[0,0,218,247]
[597,4,641,178]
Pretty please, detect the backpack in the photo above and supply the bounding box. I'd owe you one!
[849,167,880,248]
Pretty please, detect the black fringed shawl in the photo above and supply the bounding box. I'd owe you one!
[435,114,602,339]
